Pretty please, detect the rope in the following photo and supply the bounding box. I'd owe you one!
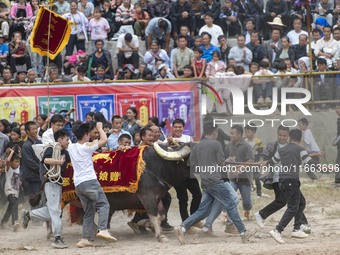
[43,143,63,185]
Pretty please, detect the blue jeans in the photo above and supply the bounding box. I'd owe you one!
[182,181,246,233]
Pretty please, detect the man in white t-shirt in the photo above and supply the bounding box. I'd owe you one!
[68,122,116,248]
[42,114,65,145]
[287,18,308,45]
[199,12,223,46]
[117,33,140,69]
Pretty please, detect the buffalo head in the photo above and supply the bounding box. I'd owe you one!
[153,142,191,161]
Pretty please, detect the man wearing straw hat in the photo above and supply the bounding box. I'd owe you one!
[263,27,282,66]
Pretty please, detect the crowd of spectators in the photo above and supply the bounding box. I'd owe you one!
[0,0,340,106]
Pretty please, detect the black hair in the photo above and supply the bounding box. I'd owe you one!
[172,118,185,127]
[193,47,203,54]
[77,65,87,73]
[277,61,287,71]
[50,114,65,124]
[118,133,131,142]
[37,114,48,121]
[201,32,212,40]
[124,33,133,42]
[140,125,152,138]
[72,122,91,141]
[203,116,217,135]
[10,122,20,129]
[11,127,21,137]
[85,112,95,120]
[127,107,138,119]
[177,35,187,41]
[96,64,106,71]
[54,129,70,141]
[183,64,194,72]
[159,20,168,30]
[212,50,221,60]
[148,116,160,126]
[278,125,289,133]
[94,112,107,123]
[24,121,37,132]
[103,122,112,129]
[95,39,104,45]
[204,11,214,19]
[260,60,270,68]
[312,28,321,35]
[231,125,243,136]
[289,129,302,142]
[245,123,257,133]
[218,35,226,41]
[323,25,332,32]
[298,117,308,126]
[0,119,10,134]
[111,115,122,123]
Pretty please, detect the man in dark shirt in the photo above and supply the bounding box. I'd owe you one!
[246,31,265,64]
[266,129,317,244]
[293,34,307,63]
[21,121,42,197]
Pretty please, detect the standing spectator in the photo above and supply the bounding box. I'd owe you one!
[133,2,149,39]
[88,7,110,51]
[63,1,89,57]
[199,12,223,46]
[115,0,135,34]
[246,31,265,64]
[78,0,94,20]
[54,0,70,14]
[287,18,308,45]
[149,0,170,19]
[263,28,282,66]
[172,36,194,78]
[143,40,170,70]
[21,121,42,197]
[102,0,116,39]
[41,114,65,145]
[68,122,116,248]
[0,120,9,158]
[107,115,133,150]
[9,0,33,39]
[145,17,171,52]
[244,0,264,31]
[87,39,114,78]
[205,50,225,77]
[122,107,142,136]
[170,0,194,37]
[228,34,252,72]
[218,35,231,64]
[200,32,220,63]
[117,33,139,69]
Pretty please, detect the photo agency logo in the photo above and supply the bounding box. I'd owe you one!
[200,83,312,128]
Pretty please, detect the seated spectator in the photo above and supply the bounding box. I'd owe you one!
[102,0,116,39]
[156,63,175,79]
[135,62,146,79]
[263,28,282,66]
[173,25,194,49]
[205,50,226,77]
[142,67,156,80]
[219,0,242,36]
[218,35,231,64]
[249,62,259,75]
[88,39,114,78]
[0,67,13,85]
[11,70,26,84]
[54,0,70,14]
[170,0,194,37]
[192,47,206,78]
[93,0,104,11]
[228,34,252,71]
[0,32,9,74]
[298,56,310,74]
[116,64,136,80]
[149,0,170,19]
[139,0,152,16]
[200,32,220,63]
[314,25,337,69]
[63,2,89,57]
[90,64,112,81]
[9,31,29,73]
[287,18,308,45]
[172,36,194,78]
[42,67,72,83]
[291,0,311,31]
[246,31,265,64]
[0,2,10,39]
[180,64,194,78]
[117,33,139,69]
[200,0,220,28]
[313,58,334,105]
[193,35,202,49]
[78,0,94,20]
[264,16,285,40]
[199,12,223,46]
[234,0,248,25]
[115,0,135,34]
[190,0,202,35]
[228,58,237,67]
[89,7,110,51]
[243,18,255,44]
[313,0,333,26]
[244,0,264,31]
[10,0,33,39]
[134,2,150,40]
[26,69,38,83]
[253,60,275,105]
[274,36,295,66]
[264,0,289,33]
[293,34,308,64]
[143,40,170,70]
[72,65,91,82]
[145,17,171,52]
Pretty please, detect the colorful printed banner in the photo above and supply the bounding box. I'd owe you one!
[77,94,114,122]
[0,97,36,123]
[37,95,75,118]
[30,7,72,60]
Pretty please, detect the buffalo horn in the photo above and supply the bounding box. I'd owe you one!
[153,142,191,161]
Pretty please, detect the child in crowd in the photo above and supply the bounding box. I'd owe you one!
[5,127,24,156]
[0,148,21,231]
[181,65,194,78]
[244,124,264,197]
[117,133,132,150]
[133,130,141,145]
[192,47,206,78]
[19,124,27,141]
[249,62,259,75]
[205,50,226,77]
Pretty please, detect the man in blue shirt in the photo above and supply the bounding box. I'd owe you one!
[107,115,133,150]
[0,32,9,73]
[200,32,220,63]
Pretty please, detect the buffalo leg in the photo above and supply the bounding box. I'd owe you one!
[107,210,115,229]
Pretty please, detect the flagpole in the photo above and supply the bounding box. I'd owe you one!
[46,0,53,119]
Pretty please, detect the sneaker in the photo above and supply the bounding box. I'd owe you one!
[269,229,285,244]
[300,224,311,234]
[161,221,174,232]
[176,226,186,245]
[241,228,258,243]
[224,224,239,235]
[264,97,272,104]
[13,221,20,232]
[244,211,250,220]
[21,209,30,229]
[257,97,264,105]
[51,237,68,249]
[77,238,94,248]
[96,229,117,242]
[291,229,309,238]
[128,221,141,234]
[255,212,265,229]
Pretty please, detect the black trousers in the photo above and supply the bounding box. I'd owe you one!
[117,52,139,69]
[1,194,18,225]
[335,149,340,183]
[174,177,202,222]
[276,179,306,232]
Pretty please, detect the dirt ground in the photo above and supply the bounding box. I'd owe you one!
[1,177,340,255]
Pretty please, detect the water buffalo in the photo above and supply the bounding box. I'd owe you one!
[106,142,191,242]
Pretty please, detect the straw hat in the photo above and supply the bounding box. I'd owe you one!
[267,17,286,27]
